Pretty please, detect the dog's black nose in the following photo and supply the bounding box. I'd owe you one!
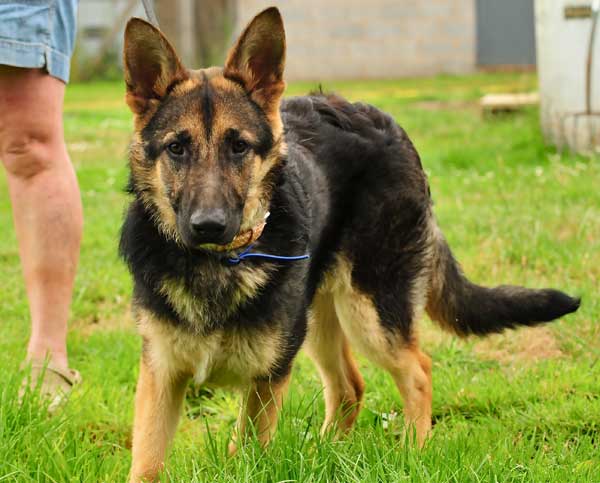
[189,209,227,243]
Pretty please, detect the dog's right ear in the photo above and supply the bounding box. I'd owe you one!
[123,18,188,115]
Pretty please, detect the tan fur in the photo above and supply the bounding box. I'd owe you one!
[305,291,365,435]
[170,77,201,96]
[229,374,291,455]
[240,139,285,231]
[411,218,437,320]
[129,353,188,483]
[158,264,272,332]
[306,255,433,446]
[425,221,456,333]
[136,308,283,388]
[129,308,284,481]
[128,134,181,242]
[388,346,432,447]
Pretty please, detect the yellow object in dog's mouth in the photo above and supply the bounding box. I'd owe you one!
[200,212,269,253]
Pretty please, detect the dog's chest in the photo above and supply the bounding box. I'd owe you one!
[138,261,282,386]
[193,330,281,386]
[158,262,271,331]
[141,317,282,387]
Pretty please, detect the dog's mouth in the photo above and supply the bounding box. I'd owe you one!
[195,211,270,253]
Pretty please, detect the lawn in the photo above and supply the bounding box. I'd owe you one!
[1,72,599,482]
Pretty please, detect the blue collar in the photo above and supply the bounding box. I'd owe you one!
[227,243,310,265]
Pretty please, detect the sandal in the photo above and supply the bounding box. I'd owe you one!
[19,361,81,413]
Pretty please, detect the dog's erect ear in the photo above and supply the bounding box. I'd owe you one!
[123,18,188,114]
[223,7,286,115]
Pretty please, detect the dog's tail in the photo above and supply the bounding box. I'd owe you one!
[425,228,580,336]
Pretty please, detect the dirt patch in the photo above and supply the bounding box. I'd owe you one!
[83,421,132,449]
[73,309,135,338]
[419,320,563,364]
[473,326,563,364]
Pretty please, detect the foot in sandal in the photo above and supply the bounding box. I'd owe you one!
[19,361,81,413]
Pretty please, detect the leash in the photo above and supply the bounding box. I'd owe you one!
[227,244,310,265]
[140,0,160,27]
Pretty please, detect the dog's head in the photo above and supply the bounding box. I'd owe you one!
[123,8,286,250]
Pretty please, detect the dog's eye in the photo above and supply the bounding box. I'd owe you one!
[166,142,185,157]
[231,139,250,155]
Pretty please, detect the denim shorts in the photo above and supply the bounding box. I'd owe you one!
[0,0,78,83]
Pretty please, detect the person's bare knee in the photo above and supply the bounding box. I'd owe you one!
[1,128,62,180]
[0,68,66,180]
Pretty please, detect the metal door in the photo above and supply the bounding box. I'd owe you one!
[476,0,537,66]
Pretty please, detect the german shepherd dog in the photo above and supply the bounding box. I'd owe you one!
[120,7,580,481]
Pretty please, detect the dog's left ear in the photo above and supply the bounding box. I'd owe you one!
[224,7,286,115]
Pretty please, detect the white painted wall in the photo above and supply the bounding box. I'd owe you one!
[535,0,600,154]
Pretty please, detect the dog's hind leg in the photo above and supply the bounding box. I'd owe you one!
[330,256,432,447]
[384,345,432,447]
[304,290,365,436]
[336,298,432,446]
[130,355,189,483]
[229,373,291,454]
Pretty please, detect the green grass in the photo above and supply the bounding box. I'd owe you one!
[1,72,599,482]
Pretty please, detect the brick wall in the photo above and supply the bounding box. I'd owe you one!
[234,0,476,80]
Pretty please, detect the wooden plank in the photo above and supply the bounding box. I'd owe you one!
[480,92,539,113]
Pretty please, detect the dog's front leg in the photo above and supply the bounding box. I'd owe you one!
[129,355,188,483]
[229,373,291,454]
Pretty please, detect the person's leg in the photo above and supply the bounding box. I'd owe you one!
[0,66,82,372]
